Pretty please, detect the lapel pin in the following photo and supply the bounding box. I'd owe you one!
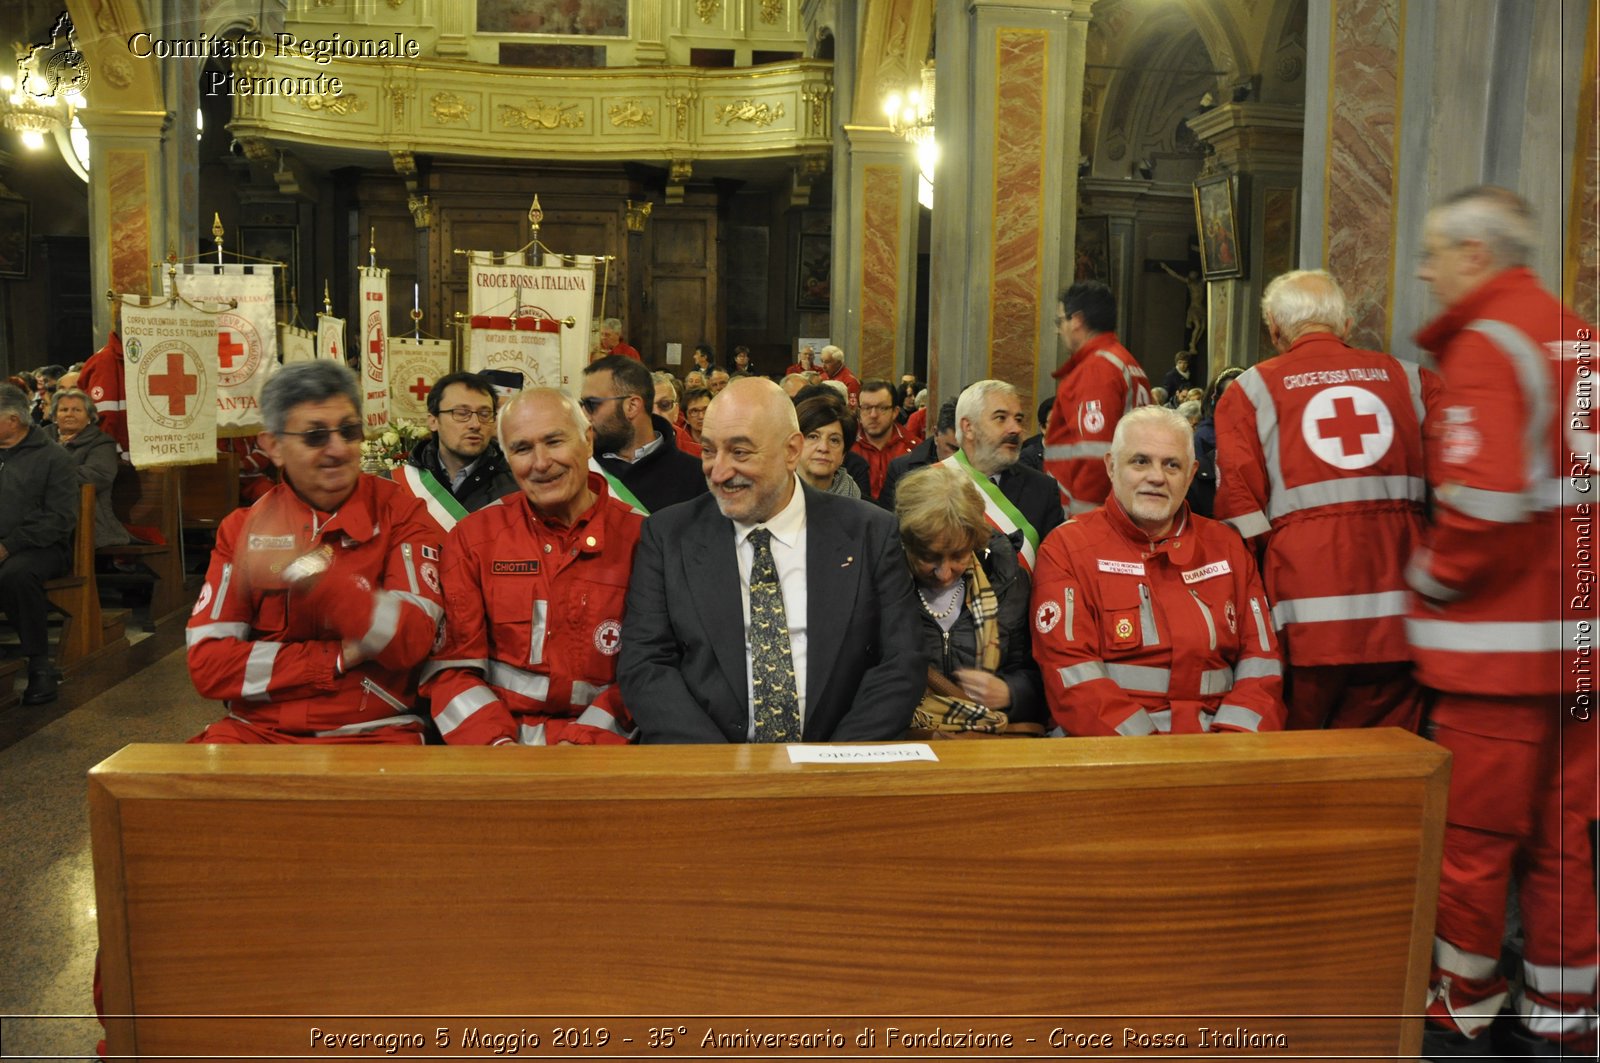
[841,556,854,567]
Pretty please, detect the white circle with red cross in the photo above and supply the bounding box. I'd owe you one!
[593,619,622,655]
[137,340,207,430]
[1300,385,1394,470]
[215,311,262,389]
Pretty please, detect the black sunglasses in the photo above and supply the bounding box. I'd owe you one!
[278,422,365,448]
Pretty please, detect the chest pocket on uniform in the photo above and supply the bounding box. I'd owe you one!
[490,578,546,665]
[1098,577,1159,652]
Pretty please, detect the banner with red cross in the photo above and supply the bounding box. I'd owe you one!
[120,299,219,469]
[466,251,591,387]
[358,266,390,434]
[279,323,316,364]
[317,313,346,364]
[163,264,278,435]
[387,337,453,426]
[466,315,563,391]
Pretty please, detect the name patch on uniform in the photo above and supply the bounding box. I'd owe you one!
[1182,560,1232,584]
[492,560,541,575]
[1097,559,1146,576]
[247,534,296,551]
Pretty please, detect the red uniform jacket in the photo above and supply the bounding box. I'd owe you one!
[821,364,862,405]
[78,332,128,457]
[1030,497,1285,737]
[611,341,642,361]
[1043,333,1151,516]
[1213,333,1440,666]
[852,424,915,500]
[422,475,644,745]
[903,406,927,444]
[186,476,447,739]
[1407,267,1593,696]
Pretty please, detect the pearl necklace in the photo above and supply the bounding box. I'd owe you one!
[918,581,964,620]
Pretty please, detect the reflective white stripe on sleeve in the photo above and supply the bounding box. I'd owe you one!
[1199,667,1234,696]
[314,714,422,738]
[1057,661,1110,688]
[95,398,127,411]
[1523,960,1599,996]
[529,600,548,666]
[187,621,251,647]
[436,685,498,737]
[1064,497,1098,516]
[1273,590,1411,626]
[1271,474,1427,518]
[1405,552,1464,603]
[1517,999,1597,1037]
[240,642,281,701]
[1105,663,1170,693]
[1225,510,1272,539]
[1212,704,1263,732]
[392,590,444,625]
[354,591,402,660]
[575,704,634,738]
[1434,938,1500,980]
[487,660,552,702]
[571,680,606,707]
[1232,657,1282,681]
[418,657,489,683]
[1439,482,1531,523]
[1407,619,1577,654]
[519,721,548,746]
[1146,709,1172,733]
[1115,710,1157,737]
[1467,320,1555,502]
[1044,442,1112,461]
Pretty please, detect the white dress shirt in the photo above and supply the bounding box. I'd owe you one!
[732,476,808,740]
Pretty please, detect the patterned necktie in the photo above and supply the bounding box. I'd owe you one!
[747,527,802,743]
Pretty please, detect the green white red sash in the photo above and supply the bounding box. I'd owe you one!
[941,449,1038,572]
[395,465,468,531]
[588,458,649,516]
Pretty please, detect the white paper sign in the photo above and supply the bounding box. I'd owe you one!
[786,744,940,764]
[665,342,682,366]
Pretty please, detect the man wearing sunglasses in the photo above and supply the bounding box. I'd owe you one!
[580,355,706,514]
[391,371,516,529]
[186,362,447,744]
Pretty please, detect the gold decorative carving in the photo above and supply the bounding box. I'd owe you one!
[299,92,365,116]
[498,100,585,130]
[715,99,785,127]
[801,81,833,138]
[386,85,412,123]
[407,194,432,229]
[667,92,694,137]
[760,0,783,23]
[431,91,475,123]
[607,99,654,128]
[669,159,693,183]
[390,150,417,177]
[696,0,721,22]
[102,54,133,89]
[238,137,274,163]
[387,0,406,6]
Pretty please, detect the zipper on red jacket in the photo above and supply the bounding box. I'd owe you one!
[1138,584,1160,645]
[1250,597,1270,652]
[1189,589,1217,651]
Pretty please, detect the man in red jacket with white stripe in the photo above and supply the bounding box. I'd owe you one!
[1043,281,1152,518]
[187,362,447,743]
[1410,186,1598,1058]
[422,388,643,746]
[1214,269,1439,731]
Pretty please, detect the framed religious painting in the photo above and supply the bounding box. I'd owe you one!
[0,199,30,280]
[796,232,830,311]
[1193,172,1245,280]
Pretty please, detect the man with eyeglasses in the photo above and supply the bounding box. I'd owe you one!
[580,355,706,514]
[652,371,701,456]
[851,379,914,502]
[390,371,516,529]
[186,362,447,744]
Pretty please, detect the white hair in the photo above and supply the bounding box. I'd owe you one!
[819,344,844,366]
[602,317,623,332]
[1110,404,1195,465]
[1176,399,1202,425]
[1427,185,1535,268]
[498,386,590,447]
[915,388,928,409]
[821,379,848,401]
[1260,269,1349,337]
[954,379,1019,446]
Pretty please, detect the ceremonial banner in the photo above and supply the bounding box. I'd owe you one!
[121,300,218,468]
[387,337,452,425]
[279,324,316,363]
[317,314,346,363]
[467,316,563,389]
[359,267,390,432]
[163,264,277,434]
[467,252,590,386]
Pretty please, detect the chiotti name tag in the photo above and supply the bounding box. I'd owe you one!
[787,744,940,764]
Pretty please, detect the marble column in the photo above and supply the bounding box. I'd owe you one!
[1185,102,1303,373]
[1566,3,1597,324]
[1302,0,1588,357]
[79,109,174,331]
[840,126,918,383]
[928,0,1094,411]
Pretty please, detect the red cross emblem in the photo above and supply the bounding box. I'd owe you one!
[409,377,430,402]
[218,329,244,370]
[593,619,622,655]
[149,352,198,415]
[1316,395,1381,456]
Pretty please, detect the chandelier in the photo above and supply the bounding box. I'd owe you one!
[881,61,937,208]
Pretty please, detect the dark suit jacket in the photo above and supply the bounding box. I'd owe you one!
[618,484,926,743]
[996,463,1065,548]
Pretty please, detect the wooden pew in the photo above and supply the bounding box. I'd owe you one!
[90,731,1448,1059]
[97,464,186,623]
[42,482,111,670]
[178,450,240,531]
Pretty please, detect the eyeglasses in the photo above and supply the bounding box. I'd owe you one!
[579,395,629,414]
[278,422,365,448]
[440,406,495,424]
[858,404,895,414]
[654,398,678,412]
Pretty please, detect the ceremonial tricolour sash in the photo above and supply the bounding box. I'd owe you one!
[588,458,649,516]
[395,465,468,531]
[940,449,1039,572]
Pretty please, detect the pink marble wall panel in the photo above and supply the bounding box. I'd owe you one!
[1324,0,1400,351]
[988,29,1048,405]
[107,150,151,295]
[859,164,902,382]
[1569,21,1598,324]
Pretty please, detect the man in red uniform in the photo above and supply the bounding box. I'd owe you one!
[594,317,642,362]
[1409,187,1598,1058]
[77,330,128,457]
[422,388,643,745]
[1214,269,1439,731]
[186,362,446,743]
[853,378,914,501]
[1043,281,1152,518]
[1031,405,1284,737]
[817,345,861,406]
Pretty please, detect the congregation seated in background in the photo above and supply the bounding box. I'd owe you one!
[46,387,130,549]
[894,465,1044,732]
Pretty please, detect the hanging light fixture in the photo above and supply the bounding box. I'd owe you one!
[1,13,87,171]
[881,60,937,208]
